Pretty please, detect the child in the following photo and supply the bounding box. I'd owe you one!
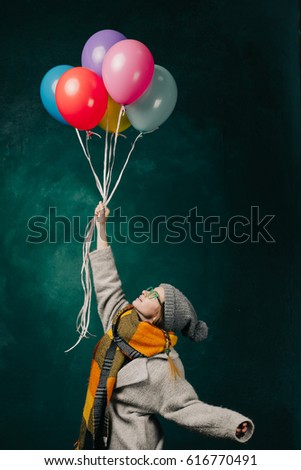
[75,202,254,450]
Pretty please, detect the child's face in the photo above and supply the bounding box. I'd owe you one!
[132,286,165,324]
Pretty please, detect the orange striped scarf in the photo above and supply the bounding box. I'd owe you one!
[75,305,178,449]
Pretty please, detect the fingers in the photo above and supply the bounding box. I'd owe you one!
[94,201,110,219]
[94,201,104,215]
[235,421,249,438]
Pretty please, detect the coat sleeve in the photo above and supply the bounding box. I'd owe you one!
[89,247,129,332]
[145,358,255,443]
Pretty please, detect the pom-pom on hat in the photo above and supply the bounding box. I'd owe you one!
[160,283,208,342]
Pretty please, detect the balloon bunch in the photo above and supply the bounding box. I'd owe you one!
[40,28,178,131]
[40,29,177,350]
[40,29,177,203]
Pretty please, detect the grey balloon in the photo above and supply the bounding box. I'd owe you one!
[125,64,178,132]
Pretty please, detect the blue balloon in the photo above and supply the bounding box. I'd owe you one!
[40,65,73,124]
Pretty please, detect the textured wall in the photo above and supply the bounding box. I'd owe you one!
[0,0,300,450]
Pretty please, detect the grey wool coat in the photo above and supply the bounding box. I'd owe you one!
[89,246,255,449]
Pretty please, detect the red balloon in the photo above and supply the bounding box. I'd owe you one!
[55,67,108,130]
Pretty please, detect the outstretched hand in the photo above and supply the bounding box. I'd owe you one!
[94,201,110,227]
[235,421,249,439]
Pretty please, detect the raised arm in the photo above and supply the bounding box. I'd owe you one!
[94,202,110,251]
[89,202,128,332]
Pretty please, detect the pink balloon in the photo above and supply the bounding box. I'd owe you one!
[102,39,154,105]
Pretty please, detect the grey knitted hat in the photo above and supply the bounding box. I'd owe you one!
[160,283,208,342]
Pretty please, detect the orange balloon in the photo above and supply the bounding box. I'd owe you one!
[99,96,131,133]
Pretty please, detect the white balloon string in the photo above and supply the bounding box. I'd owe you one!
[85,130,103,178]
[85,132,105,198]
[69,129,105,352]
[106,128,159,205]
[103,116,109,204]
[112,105,125,160]
[105,106,124,203]
[68,125,156,351]
[75,128,104,198]
[65,216,96,352]
[106,133,115,198]
[87,130,102,139]
[106,131,143,206]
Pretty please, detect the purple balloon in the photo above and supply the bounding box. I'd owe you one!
[81,29,127,77]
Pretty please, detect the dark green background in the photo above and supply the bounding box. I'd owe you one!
[1,0,300,450]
